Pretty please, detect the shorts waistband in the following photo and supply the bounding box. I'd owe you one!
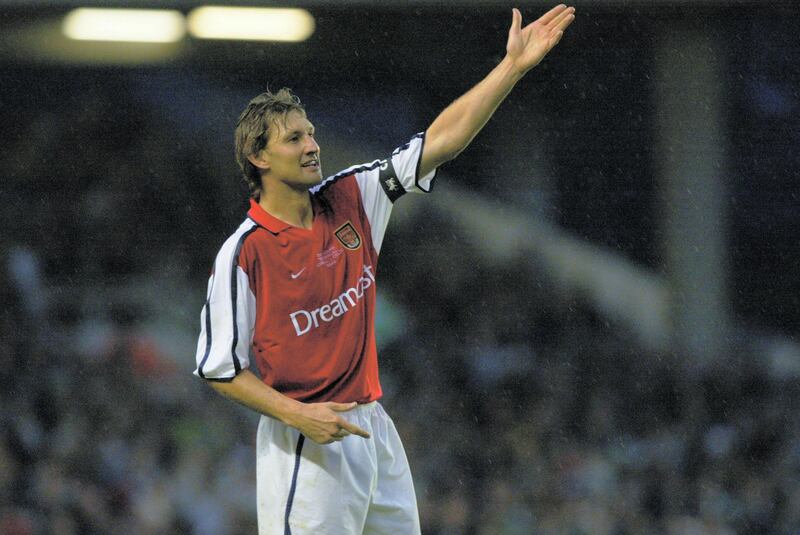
[353,401,378,411]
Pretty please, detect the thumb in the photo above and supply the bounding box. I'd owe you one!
[328,401,358,412]
[509,8,522,37]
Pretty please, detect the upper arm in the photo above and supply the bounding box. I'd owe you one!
[194,223,258,381]
[351,133,439,252]
[419,125,456,179]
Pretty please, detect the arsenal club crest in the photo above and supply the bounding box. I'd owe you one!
[334,221,362,250]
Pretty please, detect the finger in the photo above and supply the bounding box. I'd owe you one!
[549,31,564,48]
[550,7,575,32]
[340,420,371,439]
[553,15,575,37]
[555,17,574,36]
[328,401,358,412]
[537,4,568,26]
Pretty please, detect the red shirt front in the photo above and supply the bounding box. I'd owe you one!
[194,133,436,403]
[242,179,382,403]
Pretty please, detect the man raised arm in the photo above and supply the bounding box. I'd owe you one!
[421,5,575,176]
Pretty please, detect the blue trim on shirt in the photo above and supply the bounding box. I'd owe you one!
[284,434,306,535]
[229,225,259,375]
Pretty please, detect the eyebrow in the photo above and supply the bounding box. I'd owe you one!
[282,125,315,140]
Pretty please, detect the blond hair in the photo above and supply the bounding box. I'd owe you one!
[234,88,305,198]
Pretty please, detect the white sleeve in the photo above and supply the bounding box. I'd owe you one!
[194,223,257,381]
[353,132,438,253]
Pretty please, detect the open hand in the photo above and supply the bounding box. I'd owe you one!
[506,4,575,75]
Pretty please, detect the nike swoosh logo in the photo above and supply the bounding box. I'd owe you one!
[290,268,306,279]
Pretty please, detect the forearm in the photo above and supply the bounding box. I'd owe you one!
[207,369,370,443]
[208,369,303,425]
[421,55,524,175]
[419,5,574,177]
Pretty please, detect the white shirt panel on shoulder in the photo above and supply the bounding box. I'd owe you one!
[317,132,438,254]
[194,219,257,381]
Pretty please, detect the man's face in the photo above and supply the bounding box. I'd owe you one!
[262,110,322,189]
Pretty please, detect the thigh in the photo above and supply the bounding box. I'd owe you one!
[256,415,372,535]
[363,406,421,535]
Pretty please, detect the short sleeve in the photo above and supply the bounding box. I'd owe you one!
[194,221,257,381]
[389,131,437,194]
[351,132,439,253]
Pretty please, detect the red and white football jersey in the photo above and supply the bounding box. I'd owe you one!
[194,133,436,403]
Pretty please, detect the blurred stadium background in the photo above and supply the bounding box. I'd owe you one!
[1,1,799,533]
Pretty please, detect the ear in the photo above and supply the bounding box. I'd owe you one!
[247,151,270,171]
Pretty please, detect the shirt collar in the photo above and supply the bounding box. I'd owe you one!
[247,197,323,234]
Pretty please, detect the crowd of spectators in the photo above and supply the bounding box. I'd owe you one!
[2,76,799,535]
[381,216,800,534]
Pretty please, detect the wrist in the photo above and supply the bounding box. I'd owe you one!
[500,54,528,81]
[275,397,306,428]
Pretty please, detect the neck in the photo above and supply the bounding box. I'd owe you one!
[258,182,314,230]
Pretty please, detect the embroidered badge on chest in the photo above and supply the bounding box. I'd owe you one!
[334,221,362,251]
[317,246,343,268]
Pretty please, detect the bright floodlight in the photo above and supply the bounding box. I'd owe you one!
[63,8,186,43]
[187,7,315,42]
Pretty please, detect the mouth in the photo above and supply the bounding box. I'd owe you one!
[301,158,320,171]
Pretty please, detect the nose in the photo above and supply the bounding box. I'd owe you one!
[305,135,319,154]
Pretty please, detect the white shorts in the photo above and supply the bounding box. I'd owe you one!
[256,401,421,535]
